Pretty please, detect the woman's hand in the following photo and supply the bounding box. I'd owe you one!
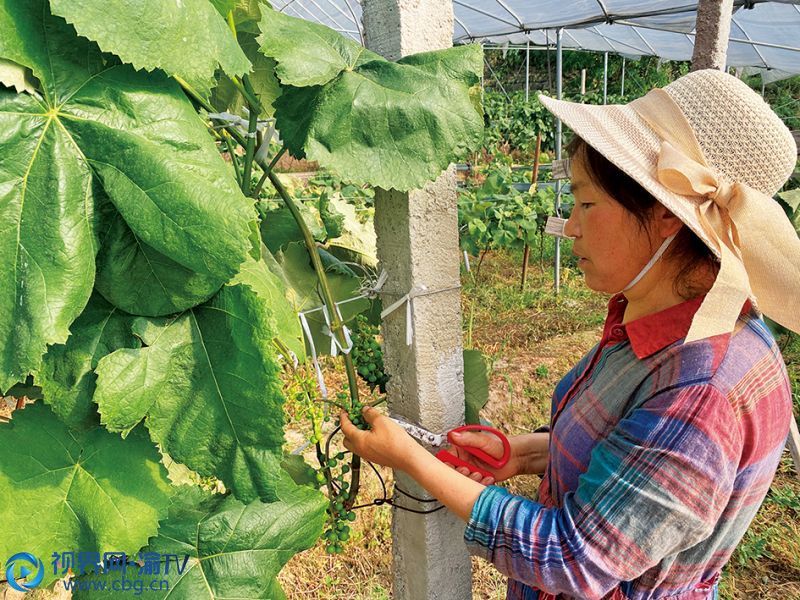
[445,430,517,484]
[446,431,550,484]
[340,407,491,521]
[339,406,423,472]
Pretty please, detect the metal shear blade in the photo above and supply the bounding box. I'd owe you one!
[390,417,445,447]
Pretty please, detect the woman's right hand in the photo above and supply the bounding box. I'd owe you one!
[445,430,550,484]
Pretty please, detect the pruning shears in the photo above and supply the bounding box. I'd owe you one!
[389,417,511,479]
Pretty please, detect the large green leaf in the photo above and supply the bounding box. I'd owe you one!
[48,0,250,95]
[95,282,288,503]
[258,9,484,191]
[234,250,306,362]
[325,196,378,269]
[0,402,172,588]
[0,88,96,392]
[74,485,325,599]
[0,2,254,389]
[93,194,226,316]
[464,349,489,425]
[39,292,140,429]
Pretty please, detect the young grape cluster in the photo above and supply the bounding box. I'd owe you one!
[346,395,368,430]
[351,315,389,392]
[319,451,357,554]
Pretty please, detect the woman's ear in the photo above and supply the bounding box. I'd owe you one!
[654,205,683,238]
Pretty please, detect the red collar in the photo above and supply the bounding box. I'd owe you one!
[603,294,752,359]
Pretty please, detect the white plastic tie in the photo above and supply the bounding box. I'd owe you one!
[298,311,327,400]
[320,304,353,356]
[255,121,276,163]
[359,269,388,299]
[380,283,460,346]
[207,111,249,129]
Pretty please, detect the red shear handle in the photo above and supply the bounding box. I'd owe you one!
[435,449,495,479]
[436,425,511,476]
[448,424,511,468]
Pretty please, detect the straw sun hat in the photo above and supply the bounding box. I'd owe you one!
[539,69,799,343]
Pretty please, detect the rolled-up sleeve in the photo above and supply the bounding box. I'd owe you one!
[464,384,741,600]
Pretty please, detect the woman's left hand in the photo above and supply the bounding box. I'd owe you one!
[339,406,422,472]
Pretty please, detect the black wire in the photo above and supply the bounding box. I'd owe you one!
[355,464,445,514]
[394,485,438,503]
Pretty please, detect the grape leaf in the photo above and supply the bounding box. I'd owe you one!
[74,485,325,599]
[463,349,489,425]
[49,0,250,95]
[0,402,172,589]
[0,1,254,389]
[258,9,484,191]
[95,282,288,503]
[93,194,226,316]
[39,292,141,429]
[0,58,37,94]
[324,196,378,269]
[260,200,327,254]
[233,251,306,362]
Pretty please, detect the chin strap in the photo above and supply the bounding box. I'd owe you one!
[620,232,678,293]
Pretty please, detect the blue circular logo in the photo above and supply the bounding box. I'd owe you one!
[5,552,44,593]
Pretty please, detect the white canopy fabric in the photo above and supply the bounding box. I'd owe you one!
[271,0,800,78]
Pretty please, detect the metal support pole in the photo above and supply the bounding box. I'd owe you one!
[525,40,530,102]
[546,30,552,93]
[554,28,563,294]
[621,56,626,97]
[603,51,608,104]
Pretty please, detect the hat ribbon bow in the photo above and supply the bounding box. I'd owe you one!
[631,88,800,341]
[656,140,800,341]
[654,143,752,341]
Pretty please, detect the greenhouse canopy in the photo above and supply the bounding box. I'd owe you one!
[272,0,800,80]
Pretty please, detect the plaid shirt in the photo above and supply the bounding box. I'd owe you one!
[465,294,792,600]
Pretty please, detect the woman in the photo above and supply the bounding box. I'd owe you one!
[340,69,799,599]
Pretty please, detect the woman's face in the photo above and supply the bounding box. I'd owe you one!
[563,154,662,294]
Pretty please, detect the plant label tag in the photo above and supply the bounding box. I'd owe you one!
[551,159,571,180]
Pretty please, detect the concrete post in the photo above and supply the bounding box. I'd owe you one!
[361,2,471,599]
[691,0,734,70]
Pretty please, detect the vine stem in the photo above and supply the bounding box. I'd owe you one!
[223,131,242,186]
[262,155,363,510]
[174,75,250,149]
[241,78,259,195]
[251,147,286,199]
[181,59,367,509]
